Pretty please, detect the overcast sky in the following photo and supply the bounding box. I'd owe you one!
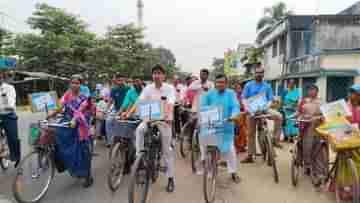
[1,0,359,73]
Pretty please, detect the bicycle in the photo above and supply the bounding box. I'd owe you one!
[13,119,71,203]
[128,119,166,203]
[178,106,196,156]
[0,119,10,171]
[252,112,279,183]
[316,126,360,203]
[289,116,323,187]
[201,116,237,203]
[107,117,141,192]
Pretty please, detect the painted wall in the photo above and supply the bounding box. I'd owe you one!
[320,54,360,69]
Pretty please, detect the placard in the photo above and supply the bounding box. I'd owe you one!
[320,99,351,121]
[199,106,224,147]
[137,100,163,120]
[243,92,268,115]
[29,91,57,113]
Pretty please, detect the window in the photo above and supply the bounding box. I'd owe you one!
[279,35,287,55]
[272,40,278,58]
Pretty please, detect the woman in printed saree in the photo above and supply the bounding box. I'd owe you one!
[47,75,94,188]
[283,79,300,142]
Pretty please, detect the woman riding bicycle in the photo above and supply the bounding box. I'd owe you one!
[47,75,94,188]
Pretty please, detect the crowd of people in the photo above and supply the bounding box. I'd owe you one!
[1,62,360,201]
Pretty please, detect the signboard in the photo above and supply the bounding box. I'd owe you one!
[320,99,351,121]
[243,93,268,115]
[137,100,163,120]
[199,106,224,147]
[29,91,57,113]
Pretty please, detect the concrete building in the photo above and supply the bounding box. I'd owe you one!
[257,14,360,102]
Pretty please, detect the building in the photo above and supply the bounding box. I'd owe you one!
[236,43,253,75]
[257,14,360,102]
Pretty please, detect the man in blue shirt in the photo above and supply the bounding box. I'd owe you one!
[201,74,241,183]
[241,67,283,163]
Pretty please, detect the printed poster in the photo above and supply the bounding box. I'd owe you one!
[29,91,57,113]
[243,92,268,115]
[320,99,351,121]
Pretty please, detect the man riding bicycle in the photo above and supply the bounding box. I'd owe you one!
[201,73,241,183]
[0,69,20,168]
[126,64,176,193]
[241,66,283,163]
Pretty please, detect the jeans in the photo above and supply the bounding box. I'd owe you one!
[0,112,20,162]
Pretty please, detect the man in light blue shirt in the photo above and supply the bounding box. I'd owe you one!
[241,67,283,163]
[201,73,241,183]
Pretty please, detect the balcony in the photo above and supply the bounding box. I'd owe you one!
[287,55,320,74]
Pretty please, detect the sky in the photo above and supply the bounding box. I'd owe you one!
[0,0,359,73]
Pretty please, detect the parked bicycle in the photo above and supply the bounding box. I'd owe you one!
[13,120,71,203]
[107,117,141,192]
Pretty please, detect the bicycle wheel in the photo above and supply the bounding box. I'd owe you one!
[107,142,126,192]
[311,144,329,187]
[179,123,192,159]
[13,150,54,203]
[0,133,10,171]
[203,149,217,203]
[291,144,300,187]
[258,133,267,162]
[191,130,201,173]
[266,134,279,183]
[128,153,151,203]
[335,158,359,203]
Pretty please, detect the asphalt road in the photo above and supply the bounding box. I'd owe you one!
[0,112,335,203]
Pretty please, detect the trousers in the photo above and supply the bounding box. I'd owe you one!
[135,121,175,178]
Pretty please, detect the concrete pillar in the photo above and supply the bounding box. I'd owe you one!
[316,77,327,102]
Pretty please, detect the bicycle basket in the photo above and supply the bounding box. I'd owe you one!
[316,117,360,151]
[199,123,224,147]
[112,120,140,139]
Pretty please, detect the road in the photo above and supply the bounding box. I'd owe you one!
[0,112,335,203]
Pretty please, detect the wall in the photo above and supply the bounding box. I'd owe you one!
[320,53,360,69]
[263,43,283,80]
[313,18,360,50]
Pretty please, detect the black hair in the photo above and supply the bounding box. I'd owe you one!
[200,69,210,75]
[151,64,166,74]
[307,84,319,92]
[215,73,227,81]
[185,76,192,81]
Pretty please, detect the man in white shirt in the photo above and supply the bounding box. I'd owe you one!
[189,69,214,112]
[128,64,176,193]
[0,70,20,167]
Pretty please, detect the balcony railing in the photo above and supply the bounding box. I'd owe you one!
[287,55,320,75]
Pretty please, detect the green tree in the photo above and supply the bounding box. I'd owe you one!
[257,2,293,30]
[14,3,95,76]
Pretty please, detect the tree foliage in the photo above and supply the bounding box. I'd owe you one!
[257,2,293,30]
[5,3,179,84]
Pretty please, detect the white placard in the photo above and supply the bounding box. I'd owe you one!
[320,99,351,120]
